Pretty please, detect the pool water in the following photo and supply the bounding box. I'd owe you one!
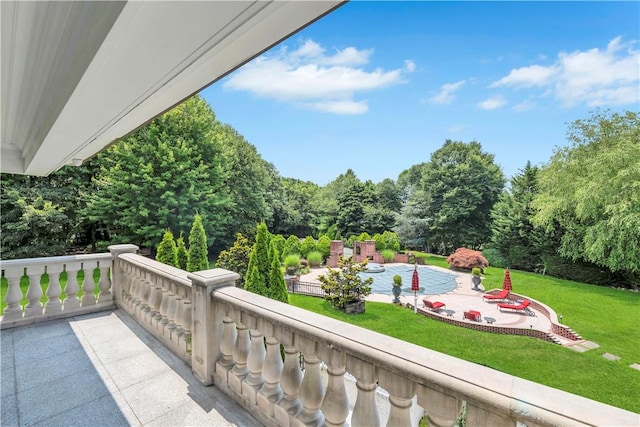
[360,265,458,295]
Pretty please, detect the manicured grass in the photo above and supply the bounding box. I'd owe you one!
[289,261,640,413]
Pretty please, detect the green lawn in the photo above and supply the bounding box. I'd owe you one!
[289,258,640,413]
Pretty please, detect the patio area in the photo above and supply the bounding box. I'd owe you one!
[1,310,261,427]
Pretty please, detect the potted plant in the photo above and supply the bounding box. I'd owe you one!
[392,274,403,303]
[471,267,482,290]
[318,256,373,314]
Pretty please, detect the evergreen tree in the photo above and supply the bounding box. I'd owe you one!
[300,236,316,258]
[156,229,178,267]
[267,240,289,303]
[316,235,332,260]
[244,248,267,294]
[244,223,271,292]
[187,214,209,272]
[283,234,301,257]
[216,233,252,283]
[176,233,189,270]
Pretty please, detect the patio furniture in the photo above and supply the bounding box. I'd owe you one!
[497,299,535,316]
[463,310,482,322]
[482,289,509,301]
[423,299,446,312]
[443,309,455,317]
[484,316,496,324]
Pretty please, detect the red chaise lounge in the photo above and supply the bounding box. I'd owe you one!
[423,299,446,312]
[482,289,509,301]
[497,299,535,316]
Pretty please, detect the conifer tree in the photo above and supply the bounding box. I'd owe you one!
[156,229,178,267]
[267,240,288,303]
[245,245,267,294]
[176,233,189,270]
[244,223,270,292]
[187,214,209,272]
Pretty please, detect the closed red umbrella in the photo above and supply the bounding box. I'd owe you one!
[502,268,512,292]
[412,265,419,313]
[412,266,420,292]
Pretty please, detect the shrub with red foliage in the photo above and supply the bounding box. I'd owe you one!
[446,248,489,270]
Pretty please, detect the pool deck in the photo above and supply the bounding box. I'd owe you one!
[300,264,583,347]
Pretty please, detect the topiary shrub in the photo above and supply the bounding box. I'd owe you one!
[307,250,323,267]
[176,233,189,270]
[446,247,488,271]
[300,236,316,258]
[381,249,395,263]
[283,235,301,258]
[156,230,178,267]
[216,233,252,283]
[393,274,402,287]
[187,214,209,272]
[316,235,331,260]
[318,256,372,313]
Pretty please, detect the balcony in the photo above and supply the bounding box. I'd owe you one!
[2,245,638,426]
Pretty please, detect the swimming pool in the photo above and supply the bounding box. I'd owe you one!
[360,264,458,295]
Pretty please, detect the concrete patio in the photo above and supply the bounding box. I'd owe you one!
[1,309,261,427]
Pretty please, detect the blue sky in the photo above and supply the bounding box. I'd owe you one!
[200,1,640,186]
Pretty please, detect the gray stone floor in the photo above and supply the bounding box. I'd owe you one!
[1,309,261,427]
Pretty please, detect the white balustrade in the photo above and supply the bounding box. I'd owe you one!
[1,253,115,328]
[348,356,379,427]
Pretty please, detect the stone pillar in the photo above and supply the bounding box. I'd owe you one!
[320,345,349,427]
[44,263,63,314]
[188,268,239,386]
[378,367,415,427]
[295,337,325,427]
[108,244,139,307]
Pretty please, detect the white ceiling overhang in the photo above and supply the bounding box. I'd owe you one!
[1,1,344,176]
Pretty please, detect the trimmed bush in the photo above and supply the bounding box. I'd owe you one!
[382,231,401,253]
[267,240,288,303]
[373,233,384,251]
[156,230,178,267]
[318,256,373,312]
[216,233,252,283]
[176,234,189,270]
[393,274,402,287]
[283,235,301,258]
[271,234,286,260]
[357,232,371,242]
[446,247,488,271]
[300,236,316,258]
[381,249,395,263]
[187,214,209,272]
[316,235,331,260]
[307,250,323,267]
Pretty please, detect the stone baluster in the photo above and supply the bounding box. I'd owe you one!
[120,261,133,300]
[147,273,160,321]
[165,290,177,331]
[81,263,96,306]
[2,267,25,320]
[154,278,168,322]
[62,265,81,310]
[320,345,349,427]
[97,263,112,303]
[348,356,380,427]
[181,299,192,342]
[295,338,325,427]
[229,321,250,394]
[108,244,138,305]
[139,271,151,313]
[275,328,303,425]
[44,264,63,314]
[378,367,416,427]
[465,402,514,427]
[216,317,237,382]
[158,285,171,326]
[417,385,462,427]
[257,326,283,416]
[172,294,184,335]
[243,327,266,403]
[25,268,44,317]
[128,265,140,307]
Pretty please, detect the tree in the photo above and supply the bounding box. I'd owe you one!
[244,223,271,291]
[267,240,289,303]
[277,178,319,237]
[393,189,431,251]
[84,95,230,250]
[533,110,640,287]
[176,233,189,270]
[216,233,252,283]
[187,214,209,272]
[156,230,178,267]
[318,257,373,312]
[420,140,505,253]
[283,234,301,258]
[490,162,546,271]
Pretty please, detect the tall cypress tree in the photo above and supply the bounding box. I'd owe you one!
[267,240,288,303]
[187,214,209,272]
[176,233,189,270]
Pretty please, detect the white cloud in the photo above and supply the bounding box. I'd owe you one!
[478,96,506,110]
[223,39,406,114]
[429,80,466,105]
[447,125,467,133]
[513,100,536,112]
[490,36,639,107]
[404,60,416,72]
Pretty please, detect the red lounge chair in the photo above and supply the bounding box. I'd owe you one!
[482,289,509,301]
[463,310,482,322]
[423,299,446,312]
[497,299,535,316]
